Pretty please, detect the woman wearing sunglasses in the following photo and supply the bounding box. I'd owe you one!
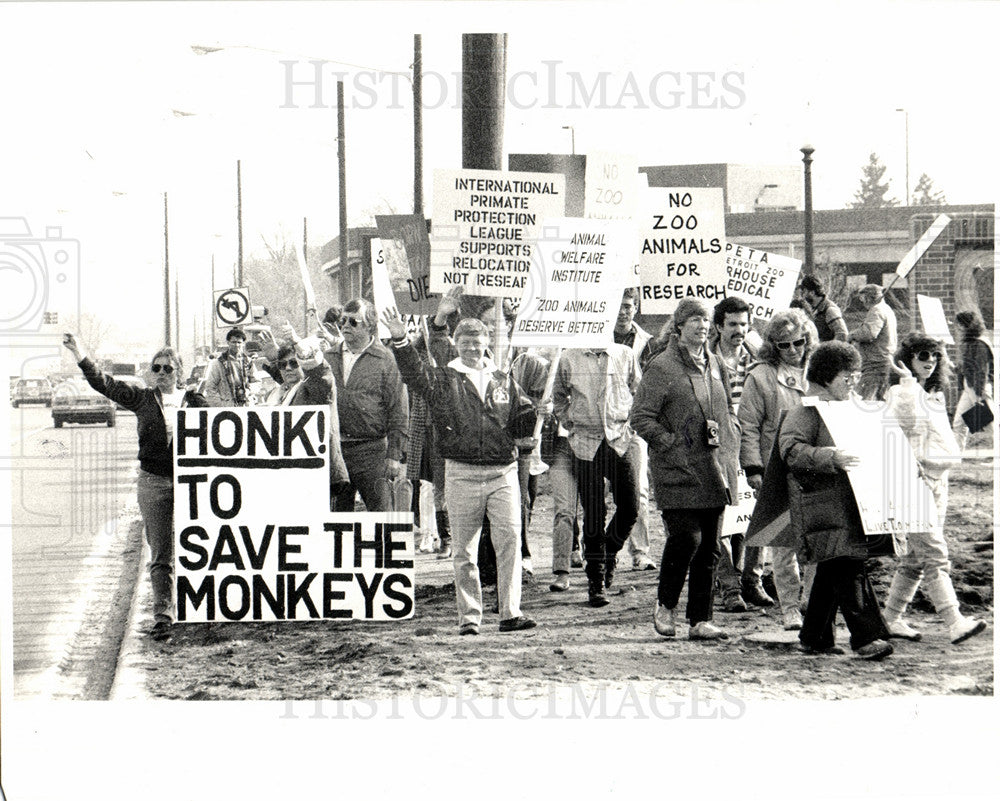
[737,308,818,631]
[62,333,207,642]
[881,334,986,645]
[260,323,350,498]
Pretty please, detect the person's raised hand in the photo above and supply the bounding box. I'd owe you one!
[434,285,464,324]
[380,307,407,341]
[746,473,764,492]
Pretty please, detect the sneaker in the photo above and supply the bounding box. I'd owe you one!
[855,639,893,660]
[150,621,172,642]
[522,557,533,576]
[499,615,537,633]
[949,617,987,644]
[604,557,617,590]
[742,582,776,608]
[689,621,729,641]
[436,545,453,560]
[549,573,570,592]
[722,591,748,613]
[886,618,922,642]
[798,643,846,656]
[783,609,803,631]
[653,604,676,637]
[459,622,480,636]
[570,552,584,568]
[632,554,657,571]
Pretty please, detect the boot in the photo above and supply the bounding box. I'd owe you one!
[435,510,452,559]
[883,571,923,641]
[924,574,987,644]
[586,564,609,608]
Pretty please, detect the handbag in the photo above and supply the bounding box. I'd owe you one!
[961,399,994,434]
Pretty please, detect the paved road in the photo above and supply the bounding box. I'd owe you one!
[6,404,142,698]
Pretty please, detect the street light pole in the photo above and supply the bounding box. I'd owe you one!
[562,125,575,155]
[237,159,244,285]
[413,34,423,217]
[800,145,815,273]
[337,81,349,299]
[895,108,910,204]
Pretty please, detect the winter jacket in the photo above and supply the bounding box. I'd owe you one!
[204,350,252,406]
[811,296,848,342]
[629,336,740,509]
[958,336,994,396]
[391,341,536,466]
[737,361,809,478]
[324,339,409,462]
[778,390,869,562]
[78,358,207,479]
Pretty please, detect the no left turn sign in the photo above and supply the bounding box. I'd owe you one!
[214,287,252,328]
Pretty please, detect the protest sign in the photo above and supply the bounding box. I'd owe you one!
[723,243,802,322]
[722,469,757,537]
[510,217,632,349]
[584,151,639,221]
[895,213,951,278]
[429,168,566,296]
[638,188,726,314]
[917,294,955,344]
[172,407,415,622]
[808,397,937,538]
[375,214,435,315]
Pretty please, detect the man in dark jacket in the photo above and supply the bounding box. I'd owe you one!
[383,309,538,636]
[325,298,408,512]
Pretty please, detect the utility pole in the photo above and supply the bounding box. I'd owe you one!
[237,159,244,286]
[163,192,171,346]
[413,34,424,217]
[462,34,508,366]
[338,81,349,299]
[303,216,309,331]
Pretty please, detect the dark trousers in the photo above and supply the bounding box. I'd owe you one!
[574,439,640,574]
[799,557,890,651]
[657,507,724,624]
[334,439,391,512]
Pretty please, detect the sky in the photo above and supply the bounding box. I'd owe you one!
[1,0,997,358]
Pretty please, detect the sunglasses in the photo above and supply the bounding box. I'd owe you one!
[278,359,299,370]
[914,350,939,362]
[150,364,175,374]
[842,371,862,383]
[340,316,364,328]
[775,337,806,350]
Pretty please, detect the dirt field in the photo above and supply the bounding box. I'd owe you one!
[134,452,994,702]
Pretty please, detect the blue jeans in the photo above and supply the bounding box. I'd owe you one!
[136,469,175,624]
[335,438,391,512]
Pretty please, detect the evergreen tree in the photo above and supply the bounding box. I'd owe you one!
[848,152,899,208]
[911,173,947,206]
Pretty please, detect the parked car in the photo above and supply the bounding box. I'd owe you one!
[111,374,146,410]
[12,378,53,408]
[51,380,116,428]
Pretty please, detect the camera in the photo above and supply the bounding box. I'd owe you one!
[705,418,721,448]
[0,217,80,338]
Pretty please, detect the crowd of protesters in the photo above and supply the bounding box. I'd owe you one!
[62,276,990,651]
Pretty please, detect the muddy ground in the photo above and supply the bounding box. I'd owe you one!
[134,452,994,702]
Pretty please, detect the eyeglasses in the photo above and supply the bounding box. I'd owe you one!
[915,350,939,362]
[278,359,299,370]
[842,371,861,384]
[775,337,806,350]
[340,316,364,328]
[151,364,175,374]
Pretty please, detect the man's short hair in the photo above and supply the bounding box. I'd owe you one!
[712,296,750,327]
[343,298,378,332]
[226,327,247,342]
[798,275,824,296]
[621,287,639,303]
[806,341,861,387]
[453,318,488,341]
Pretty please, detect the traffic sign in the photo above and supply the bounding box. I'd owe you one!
[214,287,252,329]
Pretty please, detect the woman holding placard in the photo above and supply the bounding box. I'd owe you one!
[737,308,818,631]
[63,333,208,642]
[882,333,986,644]
[778,341,892,660]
